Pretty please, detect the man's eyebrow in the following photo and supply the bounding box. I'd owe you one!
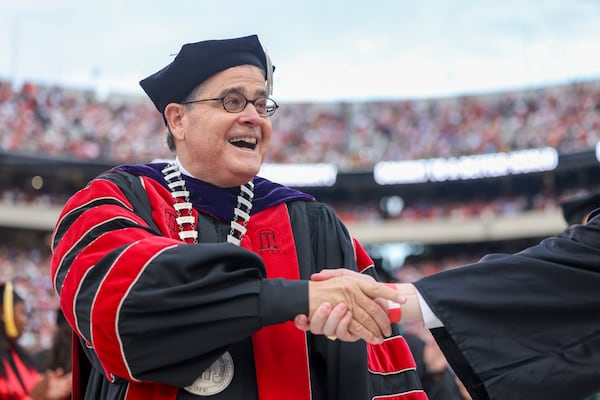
[219,86,269,97]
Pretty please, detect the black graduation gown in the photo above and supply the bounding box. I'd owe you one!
[414,213,600,400]
[52,164,423,400]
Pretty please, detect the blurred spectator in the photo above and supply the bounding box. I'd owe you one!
[34,309,72,374]
[404,327,464,400]
[0,282,71,400]
[560,192,600,226]
[454,375,473,400]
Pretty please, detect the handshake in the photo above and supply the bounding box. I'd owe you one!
[294,269,420,344]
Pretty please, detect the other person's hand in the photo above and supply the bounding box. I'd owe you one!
[297,269,405,344]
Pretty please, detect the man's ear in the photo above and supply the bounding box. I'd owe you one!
[164,103,186,140]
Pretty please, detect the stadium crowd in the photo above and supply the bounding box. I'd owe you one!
[1,78,600,171]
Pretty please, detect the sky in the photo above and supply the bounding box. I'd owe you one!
[1,0,600,103]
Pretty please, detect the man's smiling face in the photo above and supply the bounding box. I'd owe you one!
[168,64,272,187]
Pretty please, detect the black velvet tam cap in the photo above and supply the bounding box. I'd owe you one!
[140,34,272,114]
[560,192,600,225]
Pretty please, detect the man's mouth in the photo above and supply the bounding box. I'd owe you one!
[229,137,257,150]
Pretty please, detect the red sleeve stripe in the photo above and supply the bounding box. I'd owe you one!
[52,196,139,262]
[66,264,95,345]
[58,228,159,342]
[51,198,139,281]
[367,336,417,374]
[124,380,178,400]
[352,237,375,273]
[51,176,136,251]
[51,196,133,252]
[62,238,163,380]
[90,238,179,381]
[371,391,429,400]
[52,196,151,280]
[52,211,149,293]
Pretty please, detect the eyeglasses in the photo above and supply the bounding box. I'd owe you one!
[182,92,279,117]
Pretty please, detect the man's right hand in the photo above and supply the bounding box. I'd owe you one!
[299,269,405,344]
